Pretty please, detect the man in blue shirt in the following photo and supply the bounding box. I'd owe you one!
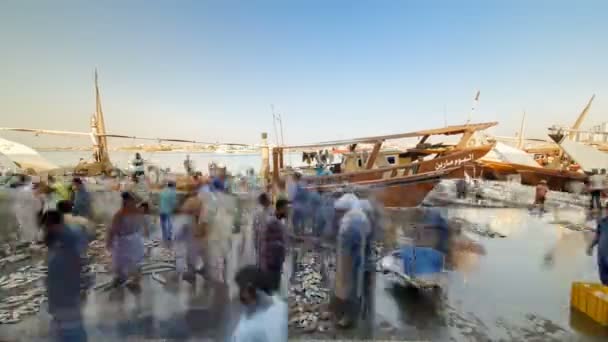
[159,181,177,243]
[41,210,87,342]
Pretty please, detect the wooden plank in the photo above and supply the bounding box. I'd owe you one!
[281,122,498,150]
[456,130,474,149]
[366,142,383,169]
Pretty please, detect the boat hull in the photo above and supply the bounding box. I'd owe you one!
[313,167,458,208]
[517,169,585,192]
[476,160,585,192]
[474,160,518,180]
[306,144,493,186]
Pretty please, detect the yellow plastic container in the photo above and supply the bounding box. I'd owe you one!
[571,282,608,326]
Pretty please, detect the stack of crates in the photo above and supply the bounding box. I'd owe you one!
[571,282,608,326]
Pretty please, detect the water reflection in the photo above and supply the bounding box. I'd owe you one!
[375,208,608,340]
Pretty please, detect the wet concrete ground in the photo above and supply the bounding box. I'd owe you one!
[2,201,608,341]
[371,207,608,341]
[0,230,246,341]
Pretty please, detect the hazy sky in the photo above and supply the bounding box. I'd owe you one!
[1,0,607,147]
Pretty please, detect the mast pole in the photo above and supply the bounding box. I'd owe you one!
[278,113,285,146]
[467,90,480,124]
[271,104,279,146]
[94,69,110,167]
[518,110,526,149]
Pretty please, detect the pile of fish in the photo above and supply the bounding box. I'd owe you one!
[0,287,46,324]
[450,218,506,238]
[0,253,31,268]
[0,264,46,290]
[288,253,333,333]
[149,247,176,263]
[463,222,507,238]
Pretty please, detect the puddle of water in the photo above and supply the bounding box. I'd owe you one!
[375,207,608,340]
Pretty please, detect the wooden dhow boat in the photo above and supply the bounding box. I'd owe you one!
[272,122,497,207]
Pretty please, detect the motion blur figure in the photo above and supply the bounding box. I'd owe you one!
[176,190,203,283]
[106,192,145,289]
[231,265,288,342]
[308,187,323,237]
[131,152,145,177]
[12,174,41,242]
[588,169,606,210]
[57,200,95,292]
[456,178,467,199]
[183,154,194,176]
[42,210,88,342]
[199,181,233,311]
[358,198,378,324]
[49,176,70,202]
[159,181,178,244]
[259,199,288,294]
[251,193,273,267]
[288,172,308,236]
[71,178,91,219]
[588,213,608,285]
[129,174,150,207]
[534,180,549,212]
[333,194,369,328]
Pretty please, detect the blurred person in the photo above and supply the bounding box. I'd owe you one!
[57,200,96,293]
[358,198,378,320]
[252,193,273,266]
[131,152,145,177]
[129,174,150,206]
[319,190,337,240]
[273,178,288,206]
[12,175,42,242]
[49,176,70,202]
[473,179,483,201]
[139,202,153,239]
[37,181,57,214]
[72,178,92,219]
[192,173,203,191]
[200,181,234,309]
[259,199,288,294]
[57,200,96,241]
[587,213,608,285]
[159,181,178,244]
[288,172,309,236]
[309,187,324,237]
[178,190,205,283]
[41,210,88,342]
[456,178,467,199]
[231,265,288,342]
[246,168,258,192]
[588,169,605,210]
[198,175,211,194]
[106,192,145,289]
[184,154,194,176]
[333,193,369,328]
[146,165,161,186]
[534,180,549,212]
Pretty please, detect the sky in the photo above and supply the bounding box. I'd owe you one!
[1,0,607,147]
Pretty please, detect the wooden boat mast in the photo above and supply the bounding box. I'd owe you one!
[569,94,595,140]
[93,70,112,169]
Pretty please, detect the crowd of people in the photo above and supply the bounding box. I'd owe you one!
[4,158,608,341]
[3,165,383,341]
